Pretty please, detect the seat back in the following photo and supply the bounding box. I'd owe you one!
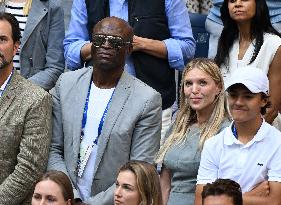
[189,12,209,58]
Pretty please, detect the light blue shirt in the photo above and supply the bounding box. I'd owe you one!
[207,0,281,25]
[64,0,195,73]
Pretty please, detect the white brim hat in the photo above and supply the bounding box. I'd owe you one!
[225,66,269,95]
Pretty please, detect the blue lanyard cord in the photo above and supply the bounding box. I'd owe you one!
[81,83,114,144]
[232,124,238,139]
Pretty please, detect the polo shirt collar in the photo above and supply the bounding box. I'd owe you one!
[224,119,266,146]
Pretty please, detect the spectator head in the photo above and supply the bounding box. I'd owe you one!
[155,58,228,163]
[179,58,228,147]
[114,160,162,205]
[0,12,21,43]
[216,0,280,67]
[91,17,133,72]
[0,12,21,70]
[225,67,270,120]
[221,0,271,31]
[32,170,74,205]
[202,179,243,205]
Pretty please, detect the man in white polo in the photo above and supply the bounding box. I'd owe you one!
[194,67,281,205]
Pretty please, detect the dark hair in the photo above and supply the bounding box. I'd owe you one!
[260,92,270,115]
[0,12,21,43]
[202,179,242,205]
[118,160,163,205]
[36,170,74,205]
[215,0,281,67]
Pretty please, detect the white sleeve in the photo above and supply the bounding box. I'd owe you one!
[268,143,281,182]
[197,138,219,185]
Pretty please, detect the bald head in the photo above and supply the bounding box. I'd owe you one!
[93,17,133,42]
[91,17,133,74]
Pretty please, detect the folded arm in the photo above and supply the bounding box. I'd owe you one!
[243,182,281,205]
[163,0,195,70]
[64,0,90,70]
[29,1,65,90]
[132,0,195,71]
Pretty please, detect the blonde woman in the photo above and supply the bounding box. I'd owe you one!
[155,58,230,205]
[0,0,64,90]
[114,160,162,205]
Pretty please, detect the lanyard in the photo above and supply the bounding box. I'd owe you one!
[77,83,114,177]
[80,82,114,145]
[232,123,238,139]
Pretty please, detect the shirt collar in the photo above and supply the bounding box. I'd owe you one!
[224,119,266,146]
[0,71,13,96]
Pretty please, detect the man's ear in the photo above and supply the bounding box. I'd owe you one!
[66,199,72,205]
[261,95,268,108]
[13,41,20,56]
[126,44,133,55]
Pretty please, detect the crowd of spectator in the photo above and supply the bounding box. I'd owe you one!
[0,0,281,205]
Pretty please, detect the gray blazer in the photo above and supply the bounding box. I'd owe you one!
[48,67,162,205]
[20,0,65,90]
[0,71,52,205]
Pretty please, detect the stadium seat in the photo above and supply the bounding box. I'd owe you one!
[189,12,209,58]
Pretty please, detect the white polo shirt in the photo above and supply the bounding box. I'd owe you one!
[197,120,281,193]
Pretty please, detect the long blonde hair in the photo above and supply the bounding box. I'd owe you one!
[1,0,32,15]
[155,58,228,163]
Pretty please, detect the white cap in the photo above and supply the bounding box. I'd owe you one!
[225,67,269,95]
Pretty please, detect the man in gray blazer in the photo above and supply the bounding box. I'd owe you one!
[0,13,52,205]
[48,17,162,205]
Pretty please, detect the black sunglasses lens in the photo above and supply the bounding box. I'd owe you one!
[92,35,105,47]
[108,37,123,49]
[92,35,126,49]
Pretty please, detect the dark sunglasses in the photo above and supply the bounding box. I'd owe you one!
[92,34,132,50]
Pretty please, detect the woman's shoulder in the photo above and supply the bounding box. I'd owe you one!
[219,117,231,132]
[260,33,281,55]
[263,32,281,42]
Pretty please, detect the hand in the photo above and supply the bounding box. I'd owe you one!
[81,42,92,61]
[132,35,167,59]
[132,35,147,52]
[246,181,270,197]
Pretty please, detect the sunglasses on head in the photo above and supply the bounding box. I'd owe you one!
[92,34,132,50]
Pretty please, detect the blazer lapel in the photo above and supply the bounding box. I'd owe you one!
[71,69,94,167]
[21,0,48,49]
[0,72,19,120]
[92,71,132,177]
